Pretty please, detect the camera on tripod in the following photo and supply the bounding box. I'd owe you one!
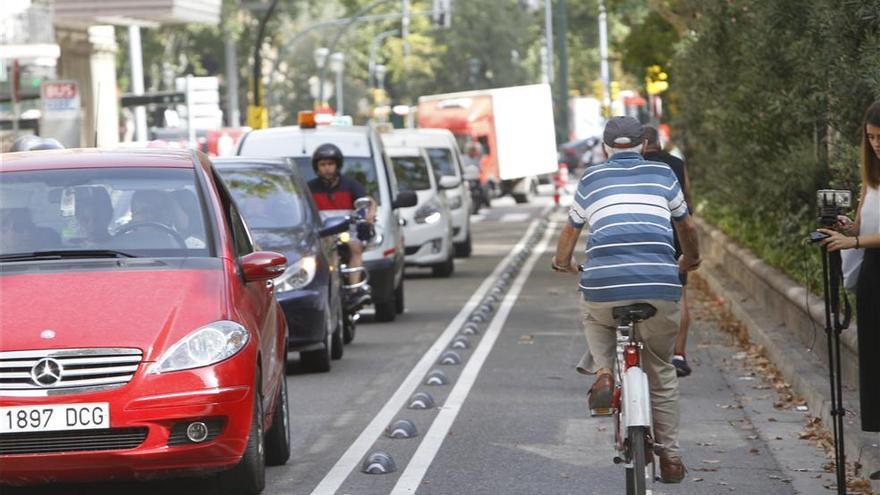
[809,189,852,242]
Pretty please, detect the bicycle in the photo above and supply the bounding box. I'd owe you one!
[610,302,657,495]
[570,263,660,494]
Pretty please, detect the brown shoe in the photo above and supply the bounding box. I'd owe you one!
[588,373,613,416]
[658,454,686,483]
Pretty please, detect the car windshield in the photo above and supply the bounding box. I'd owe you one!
[219,168,305,230]
[426,147,457,177]
[293,156,381,204]
[391,156,432,191]
[0,167,210,258]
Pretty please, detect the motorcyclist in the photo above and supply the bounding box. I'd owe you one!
[306,143,377,304]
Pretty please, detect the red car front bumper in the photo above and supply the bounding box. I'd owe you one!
[0,352,257,485]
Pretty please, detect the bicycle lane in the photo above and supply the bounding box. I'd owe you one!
[403,210,800,495]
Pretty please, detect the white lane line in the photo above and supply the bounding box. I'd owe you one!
[499,212,531,223]
[309,207,551,495]
[390,220,558,494]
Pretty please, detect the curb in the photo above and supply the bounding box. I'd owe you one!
[695,218,880,491]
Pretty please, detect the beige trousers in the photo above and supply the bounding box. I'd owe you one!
[577,298,681,455]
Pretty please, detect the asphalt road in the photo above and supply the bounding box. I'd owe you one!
[10,190,835,495]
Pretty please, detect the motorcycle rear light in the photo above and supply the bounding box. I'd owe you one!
[623,345,640,369]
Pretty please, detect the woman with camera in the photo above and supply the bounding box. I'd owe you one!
[819,101,880,432]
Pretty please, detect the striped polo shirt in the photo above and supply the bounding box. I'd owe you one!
[569,151,689,302]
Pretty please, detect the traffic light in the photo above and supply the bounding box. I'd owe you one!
[433,0,452,28]
[645,65,669,95]
[610,81,620,101]
[592,79,604,101]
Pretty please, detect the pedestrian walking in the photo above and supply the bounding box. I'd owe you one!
[818,101,880,432]
[643,126,694,377]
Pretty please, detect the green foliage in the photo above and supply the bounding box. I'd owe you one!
[670,0,880,288]
[619,12,676,79]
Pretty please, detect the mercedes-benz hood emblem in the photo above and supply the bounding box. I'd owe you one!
[31,358,63,387]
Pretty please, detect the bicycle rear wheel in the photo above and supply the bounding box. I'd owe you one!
[625,426,648,495]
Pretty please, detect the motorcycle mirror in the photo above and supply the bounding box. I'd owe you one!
[354,197,371,210]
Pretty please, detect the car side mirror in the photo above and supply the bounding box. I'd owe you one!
[319,216,350,237]
[240,251,287,282]
[438,175,461,190]
[392,190,418,209]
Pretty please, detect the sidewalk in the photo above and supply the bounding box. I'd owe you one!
[695,217,879,494]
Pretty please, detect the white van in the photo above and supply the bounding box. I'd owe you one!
[236,123,416,322]
[385,146,455,277]
[380,129,475,257]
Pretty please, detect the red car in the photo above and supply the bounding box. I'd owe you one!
[0,149,290,494]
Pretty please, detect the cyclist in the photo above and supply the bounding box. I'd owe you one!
[306,143,377,299]
[552,116,701,484]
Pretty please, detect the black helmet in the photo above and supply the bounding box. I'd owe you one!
[312,143,344,173]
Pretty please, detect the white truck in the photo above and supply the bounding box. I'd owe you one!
[417,84,558,203]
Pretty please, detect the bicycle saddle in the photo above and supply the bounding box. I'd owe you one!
[612,303,657,324]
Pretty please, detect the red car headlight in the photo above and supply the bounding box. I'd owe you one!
[151,321,249,374]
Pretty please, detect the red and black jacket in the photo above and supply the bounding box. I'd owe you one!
[307,176,367,211]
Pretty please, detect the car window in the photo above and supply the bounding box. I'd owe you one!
[218,168,305,230]
[210,169,254,257]
[228,203,254,256]
[425,147,457,177]
[0,167,211,258]
[390,156,432,191]
[293,156,381,204]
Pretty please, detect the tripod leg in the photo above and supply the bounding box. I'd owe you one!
[822,247,847,495]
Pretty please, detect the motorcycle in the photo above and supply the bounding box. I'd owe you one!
[336,197,376,344]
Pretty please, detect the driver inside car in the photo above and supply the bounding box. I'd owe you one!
[118,190,184,249]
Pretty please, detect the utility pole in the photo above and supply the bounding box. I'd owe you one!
[556,0,568,142]
[128,25,148,142]
[402,0,411,57]
[249,0,280,130]
[223,28,240,127]
[598,0,611,117]
[543,0,554,85]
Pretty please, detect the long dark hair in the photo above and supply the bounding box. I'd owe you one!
[862,101,880,188]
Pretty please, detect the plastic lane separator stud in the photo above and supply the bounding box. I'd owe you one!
[385,419,418,439]
[362,451,396,474]
[408,392,436,409]
[424,369,449,386]
[439,351,462,365]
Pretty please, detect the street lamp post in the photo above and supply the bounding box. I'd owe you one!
[369,29,397,87]
[467,58,480,88]
[314,46,330,108]
[374,64,387,92]
[329,52,345,116]
[598,0,611,117]
[374,63,388,122]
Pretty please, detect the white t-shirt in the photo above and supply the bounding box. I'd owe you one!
[860,185,880,237]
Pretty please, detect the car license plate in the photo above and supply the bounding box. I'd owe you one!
[0,403,110,434]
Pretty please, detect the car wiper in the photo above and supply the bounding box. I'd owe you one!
[0,249,137,261]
